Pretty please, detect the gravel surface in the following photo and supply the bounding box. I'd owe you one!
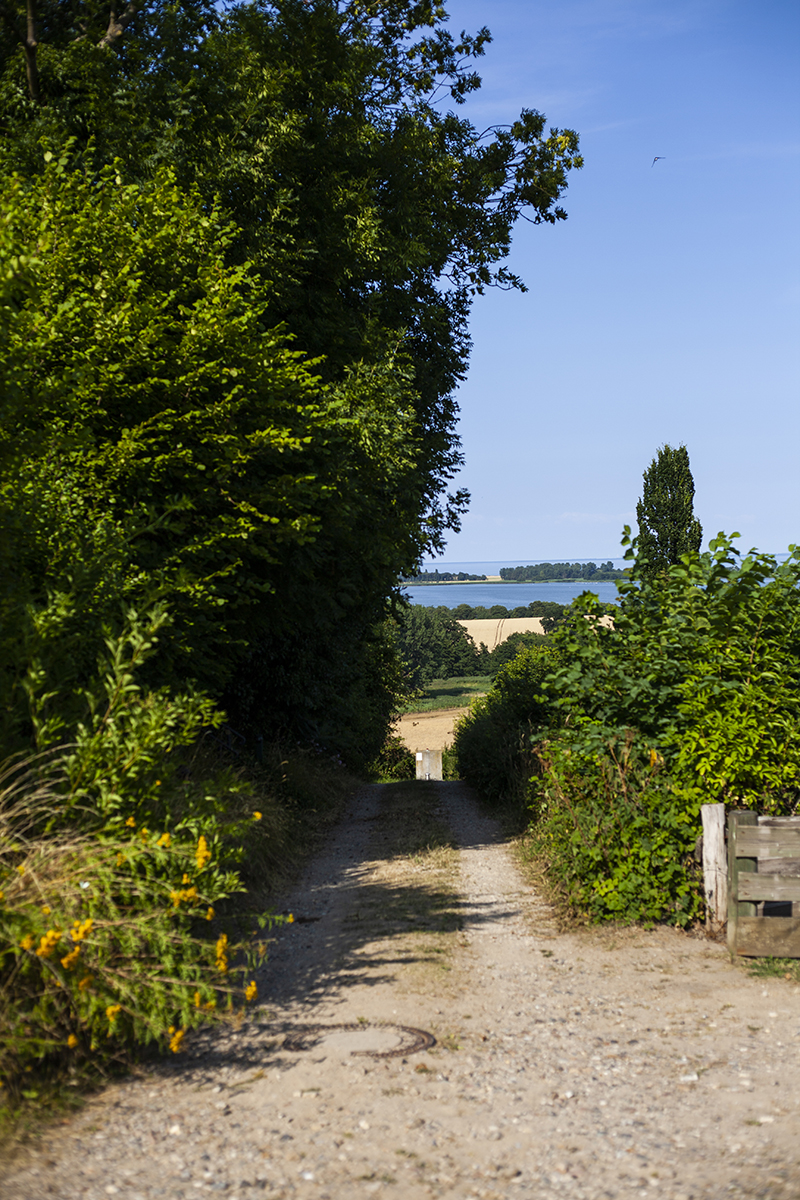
[4,781,800,1200]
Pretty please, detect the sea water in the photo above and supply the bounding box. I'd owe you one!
[403,580,621,608]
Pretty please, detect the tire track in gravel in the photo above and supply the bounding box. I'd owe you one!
[3,781,800,1200]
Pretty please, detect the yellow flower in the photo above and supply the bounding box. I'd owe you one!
[169,1028,185,1054]
[194,991,202,1008]
[253,811,262,821]
[41,905,51,915]
[169,886,199,908]
[182,873,192,885]
[61,946,81,970]
[16,865,24,875]
[71,918,94,943]
[125,817,136,828]
[156,832,171,849]
[245,980,257,1002]
[214,932,228,974]
[116,853,124,866]
[257,942,267,958]
[78,975,93,992]
[20,934,35,951]
[139,827,150,842]
[0,890,4,902]
[106,1004,122,1023]
[196,836,211,870]
[155,780,161,787]
[67,1034,78,1049]
[206,907,214,921]
[287,913,294,924]
[36,929,63,958]
[204,999,216,1011]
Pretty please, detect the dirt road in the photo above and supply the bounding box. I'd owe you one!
[5,782,800,1200]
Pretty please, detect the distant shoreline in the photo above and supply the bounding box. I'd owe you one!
[404,576,620,586]
[405,575,501,585]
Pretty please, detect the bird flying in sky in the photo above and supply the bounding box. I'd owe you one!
[652,156,665,167]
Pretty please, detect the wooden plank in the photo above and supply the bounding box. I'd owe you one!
[738,875,800,902]
[701,803,727,930]
[736,830,800,858]
[728,811,758,956]
[759,858,800,877]
[734,916,800,958]
[758,816,800,827]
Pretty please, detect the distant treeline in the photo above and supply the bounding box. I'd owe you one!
[451,601,565,622]
[403,570,487,582]
[395,605,550,687]
[395,602,574,688]
[500,561,624,582]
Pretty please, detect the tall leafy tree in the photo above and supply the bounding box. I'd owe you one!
[636,444,703,576]
[0,0,583,761]
[0,1,582,542]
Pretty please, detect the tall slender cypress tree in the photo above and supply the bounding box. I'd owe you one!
[636,444,702,575]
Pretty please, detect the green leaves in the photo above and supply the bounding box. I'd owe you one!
[1,1,584,761]
[395,605,485,688]
[453,644,558,807]
[635,443,702,577]
[455,532,800,924]
[531,728,702,926]
[0,159,426,755]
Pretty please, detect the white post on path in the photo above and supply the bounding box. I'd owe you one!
[416,748,443,781]
[701,802,727,932]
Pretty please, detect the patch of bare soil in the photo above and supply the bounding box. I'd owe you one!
[4,782,800,1200]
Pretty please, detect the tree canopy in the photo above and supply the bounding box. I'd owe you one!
[0,0,583,762]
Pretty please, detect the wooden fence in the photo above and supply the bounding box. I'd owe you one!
[726,812,800,958]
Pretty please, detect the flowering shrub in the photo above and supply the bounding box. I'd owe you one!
[0,614,284,1098]
[0,754,277,1096]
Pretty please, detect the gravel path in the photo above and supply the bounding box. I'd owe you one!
[4,782,800,1200]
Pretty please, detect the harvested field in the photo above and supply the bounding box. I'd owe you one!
[459,617,545,650]
[394,707,463,753]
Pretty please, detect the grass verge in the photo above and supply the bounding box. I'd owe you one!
[400,677,491,714]
[743,956,800,984]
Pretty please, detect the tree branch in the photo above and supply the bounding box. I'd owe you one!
[23,0,40,102]
[99,0,142,49]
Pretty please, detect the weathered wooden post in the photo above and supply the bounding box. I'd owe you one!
[701,802,727,932]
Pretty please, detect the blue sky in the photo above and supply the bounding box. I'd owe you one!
[426,0,799,566]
